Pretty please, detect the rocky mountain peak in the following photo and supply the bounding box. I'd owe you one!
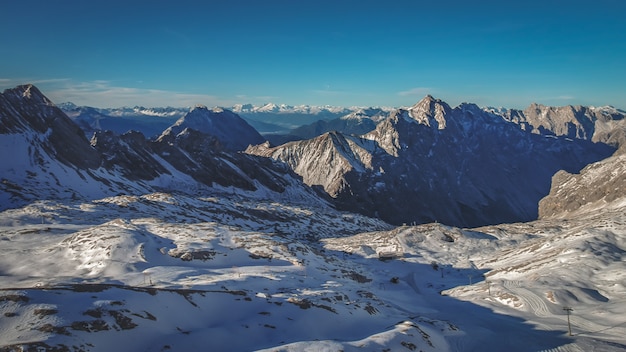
[407,95,452,129]
[10,84,54,106]
[0,84,101,169]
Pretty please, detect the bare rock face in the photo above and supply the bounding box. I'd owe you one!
[247,132,375,197]
[539,151,626,218]
[155,127,295,193]
[499,103,626,149]
[90,130,170,181]
[521,103,596,139]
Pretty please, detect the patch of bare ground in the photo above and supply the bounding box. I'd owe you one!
[342,269,372,283]
[286,297,337,313]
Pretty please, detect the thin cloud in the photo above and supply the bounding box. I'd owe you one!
[235,94,279,104]
[8,80,233,108]
[397,87,435,97]
[0,78,71,88]
[0,78,238,107]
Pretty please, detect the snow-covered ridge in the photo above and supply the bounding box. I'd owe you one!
[58,103,190,118]
[231,102,358,115]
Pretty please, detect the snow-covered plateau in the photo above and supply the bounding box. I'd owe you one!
[1,191,624,351]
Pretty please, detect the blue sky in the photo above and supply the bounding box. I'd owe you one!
[1,0,625,109]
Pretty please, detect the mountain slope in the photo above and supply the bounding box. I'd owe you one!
[0,85,327,210]
[59,103,185,139]
[248,96,616,227]
[158,106,265,151]
[0,85,101,170]
[3,188,624,351]
[285,109,382,140]
[248,132,377,197]
[495,103,626,149]
[538,149,626,218]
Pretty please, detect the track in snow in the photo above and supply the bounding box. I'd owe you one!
[539,343,585,352]
[501,281,621,340]
[502,281,552,329]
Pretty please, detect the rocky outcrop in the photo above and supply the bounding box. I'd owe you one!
[247,132,376,197]
[498,103,626,149]
[154,128,295,192]
[539,150,626,218]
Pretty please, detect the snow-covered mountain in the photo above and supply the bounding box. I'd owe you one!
[247,96,616,227]
[266,114,377,146]
[58,102,387,137]
[235,104,394,133]
[0,85,324,210]
[231,102,353,115]
[158,105,265,152]
[261,107,391,146]
[59,103,187,139]
[1,142,624,351]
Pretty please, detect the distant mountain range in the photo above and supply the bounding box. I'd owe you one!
[58,102,394,137]
[3,84,625,228]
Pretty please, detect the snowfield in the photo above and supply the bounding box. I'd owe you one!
[1,191,625,351]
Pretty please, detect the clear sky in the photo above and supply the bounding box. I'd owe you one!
[1,0,625,109]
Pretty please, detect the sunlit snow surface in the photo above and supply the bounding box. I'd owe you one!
[1,192,625,351]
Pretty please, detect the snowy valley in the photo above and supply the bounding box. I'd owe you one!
[1,84,625,351]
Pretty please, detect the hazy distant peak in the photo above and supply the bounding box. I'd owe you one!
[57,101,78,110]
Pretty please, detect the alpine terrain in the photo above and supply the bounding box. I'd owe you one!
[1,84,625,352]
[247,96,617,227]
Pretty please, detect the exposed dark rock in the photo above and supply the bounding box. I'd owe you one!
[0,84,101,170]
[90,130,170,180]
